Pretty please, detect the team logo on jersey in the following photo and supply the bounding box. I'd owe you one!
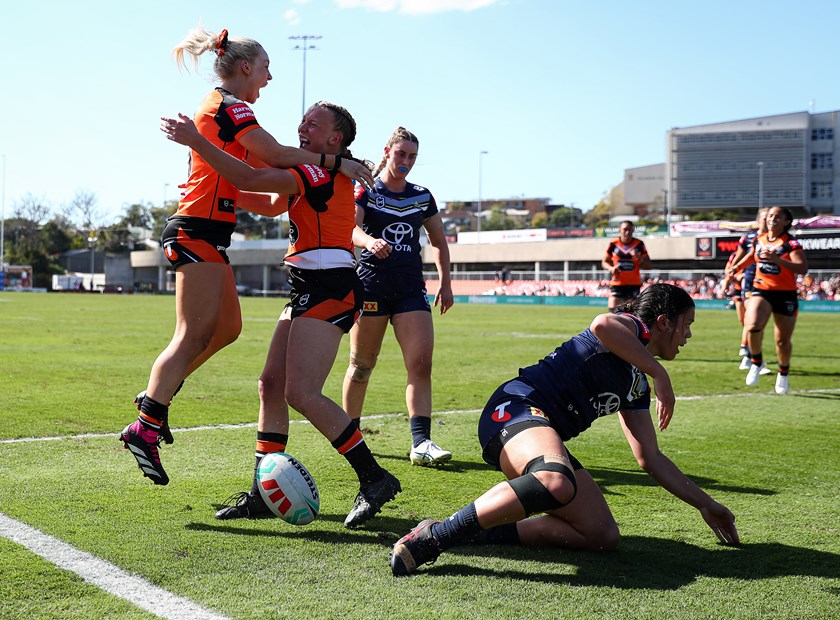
[299,294,310,307]
[289,220,298,245]
[382,222,413,247]
[375,195,386,208]
[218,198,235,213]
[491,401,512,423]
[591,392,621,417]
[363,301,378,312]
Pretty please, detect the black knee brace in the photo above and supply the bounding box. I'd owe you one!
[507,454,578,516]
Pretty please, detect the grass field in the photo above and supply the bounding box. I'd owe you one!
[1,292,838,620]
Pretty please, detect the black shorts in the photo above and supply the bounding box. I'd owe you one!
[357,264,430,317]
[610,285,641,299]
[161,216,234,269]
[751,289,799,317]
[285,267,364,333]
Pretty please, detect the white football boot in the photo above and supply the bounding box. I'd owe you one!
[410,439,453,466]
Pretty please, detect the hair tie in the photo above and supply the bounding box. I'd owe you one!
[216,29,229,56]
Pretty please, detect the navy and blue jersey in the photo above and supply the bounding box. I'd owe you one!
[495,314,652,441]
[738,229,759,288]
[355,179,439,276]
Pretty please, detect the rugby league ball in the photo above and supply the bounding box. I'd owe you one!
[257,452,320,525]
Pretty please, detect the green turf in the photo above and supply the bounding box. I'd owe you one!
[0,292,838,619]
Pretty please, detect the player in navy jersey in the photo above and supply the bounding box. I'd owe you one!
[342,127,454,466]
[390,284,739,576]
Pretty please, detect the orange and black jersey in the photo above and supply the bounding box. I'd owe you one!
[751,231,804,292]
[175,88,262,224]
[284,164,356,270]
[604,238,649,287]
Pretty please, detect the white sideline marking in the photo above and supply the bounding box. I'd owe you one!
[0,512,230,620]
[1,389,839,446]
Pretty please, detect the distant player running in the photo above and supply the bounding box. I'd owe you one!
[741,207,808,394]
[601,221,652,311]
[390,284,739,576]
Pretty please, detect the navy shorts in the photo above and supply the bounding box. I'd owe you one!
[357,264,430,317]
[477,380,582,471]
[609,285,641,299]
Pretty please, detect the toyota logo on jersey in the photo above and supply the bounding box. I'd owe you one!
[382,222,414,246]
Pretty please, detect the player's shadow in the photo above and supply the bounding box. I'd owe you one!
[428,536,840,589]
[583,466,775,498]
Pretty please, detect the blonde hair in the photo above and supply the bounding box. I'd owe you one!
[172,25,265,79]
[373,126,419,177]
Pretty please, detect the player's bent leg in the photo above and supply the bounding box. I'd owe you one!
[517,468,619,551]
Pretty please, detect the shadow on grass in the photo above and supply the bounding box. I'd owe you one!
[585,466,775,497]
[427,536,840,589]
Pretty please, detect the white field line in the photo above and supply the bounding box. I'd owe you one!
[2,387,839,446]
[0,512,231,620]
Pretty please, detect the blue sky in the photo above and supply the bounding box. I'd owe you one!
[4,0,839,225]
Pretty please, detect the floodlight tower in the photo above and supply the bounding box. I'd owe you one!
[290,35,322,117]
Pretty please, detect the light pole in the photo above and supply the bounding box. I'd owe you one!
[757,161,765,210]
[290,35,322,117]
[88,231,98,292]
[478,150,488,242]
[163,182,170,209]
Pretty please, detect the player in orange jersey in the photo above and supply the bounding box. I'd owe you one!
[742,207,808,394]
[601,221,652,311]
[121,26,374,487]
[162,101,401,528]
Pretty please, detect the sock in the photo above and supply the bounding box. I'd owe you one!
[250,431,288,495]
[779,364,790,376]
[430,502,482,551]
[350,417,361,431]
[750,353,763,366]
[138,396,168,433]
[410,416,432,448]
[331,422,382,484]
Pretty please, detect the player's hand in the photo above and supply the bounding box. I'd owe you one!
[435,283,454,315]
[161,113,200,147]
[339,158,374,192]
[366,238,392,259]
[700,501,740,545]
[651,371,675,431]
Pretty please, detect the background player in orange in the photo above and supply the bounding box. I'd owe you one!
[121,25,374,487]
[342,127,454,466]
[742,206,808,394]
[601,220,652,311]
[163,101,401,528]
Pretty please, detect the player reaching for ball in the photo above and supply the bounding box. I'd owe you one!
[390,284,739,576]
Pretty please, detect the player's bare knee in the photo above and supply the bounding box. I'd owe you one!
[346,353,375,384]
[508,454,577,516]
[589,524,621,551]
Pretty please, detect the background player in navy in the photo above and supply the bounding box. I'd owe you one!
[390,284,739,576]
[342,127,454,465]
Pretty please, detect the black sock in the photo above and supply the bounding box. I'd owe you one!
[779,364,790,376]
[138,396,168,431]
[331,422,382,484]
[350,417,361,431]
[410,416,431,448]
[750,352,763,366]
[430,502,482,551]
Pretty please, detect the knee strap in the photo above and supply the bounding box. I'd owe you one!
[345,353,374,383]
[507,454,577,516]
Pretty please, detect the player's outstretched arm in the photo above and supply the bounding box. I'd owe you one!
[619,409,740,545]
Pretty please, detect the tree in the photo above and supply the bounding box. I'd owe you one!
[482,207,516,231]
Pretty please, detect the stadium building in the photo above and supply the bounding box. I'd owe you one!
[666,110,839,217]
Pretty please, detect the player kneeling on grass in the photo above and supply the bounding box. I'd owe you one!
[390,283,740,576]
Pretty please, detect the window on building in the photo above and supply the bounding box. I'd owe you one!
[811,153,834,169]
[810,182,834,199]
